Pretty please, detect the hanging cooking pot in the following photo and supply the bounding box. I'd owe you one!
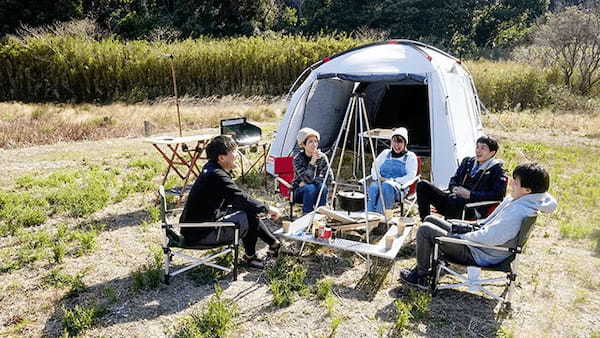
[337,191,365,212]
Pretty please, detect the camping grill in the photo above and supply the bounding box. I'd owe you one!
[220,117,262,146]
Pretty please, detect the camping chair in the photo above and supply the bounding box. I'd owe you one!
[430,215,538,305]
[359,156,422,216]
[159,185,240,284]
[271,156,297,219]
[461,200,501,220]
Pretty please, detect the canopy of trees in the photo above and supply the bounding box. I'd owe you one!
[1,0,552,55]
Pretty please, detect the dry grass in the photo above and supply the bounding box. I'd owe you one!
[0,96,285,148]
[0,105,599,337]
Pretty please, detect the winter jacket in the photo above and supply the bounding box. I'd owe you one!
[180,161,268,239]
[460,192,557,265]
[292,150,329,189]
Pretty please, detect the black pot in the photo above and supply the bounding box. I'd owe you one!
[337,191,365,212]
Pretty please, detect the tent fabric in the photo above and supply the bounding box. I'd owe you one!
[268,40,484,189]
[316,72,426,84]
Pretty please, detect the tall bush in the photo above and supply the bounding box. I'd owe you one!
[0,34,364,102]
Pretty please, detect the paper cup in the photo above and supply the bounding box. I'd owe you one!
[396,221,405,236]
[281,221,291,234]
[384,209,394,220]
[385,235,395,250]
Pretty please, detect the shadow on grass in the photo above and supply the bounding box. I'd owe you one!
[41,265,236,337]
[376,287,503,337]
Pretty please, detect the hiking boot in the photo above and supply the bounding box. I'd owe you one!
[400,268,429,290]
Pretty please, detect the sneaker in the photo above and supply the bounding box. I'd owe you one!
[400,268,429,290]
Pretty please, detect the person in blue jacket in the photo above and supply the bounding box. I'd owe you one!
[416,135,508,220]
[401,162,557,290]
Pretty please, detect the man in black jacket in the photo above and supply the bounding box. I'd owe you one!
[180,135,281,269]
[416,135,507,220]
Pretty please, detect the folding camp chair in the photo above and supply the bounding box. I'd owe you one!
[159,185,240,284]
[359,156,422,216]
[430,215,538,305]
[461,200,501,220]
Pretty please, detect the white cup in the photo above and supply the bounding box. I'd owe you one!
[281,221,291,234]
[385,235,394,250]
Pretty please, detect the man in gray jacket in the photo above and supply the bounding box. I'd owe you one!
[401,162,557,290]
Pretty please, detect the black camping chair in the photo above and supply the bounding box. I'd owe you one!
[159,185,240,284]
[430,215,538,306]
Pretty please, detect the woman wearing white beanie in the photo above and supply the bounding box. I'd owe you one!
[292,127,329,214]
[367,127,418,214]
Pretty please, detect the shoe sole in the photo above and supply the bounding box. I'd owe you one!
[400,276,429,291]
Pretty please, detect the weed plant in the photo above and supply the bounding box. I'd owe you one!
[132,246,163,292]
[174,284,237,338]
[266,255,309,307]
[61,302,107,336]
[43,267,87,297]
[188,252,234,285]
[314,278,333,300]
[393,299,413,333]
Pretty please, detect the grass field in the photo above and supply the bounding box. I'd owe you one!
[0,100,599,337]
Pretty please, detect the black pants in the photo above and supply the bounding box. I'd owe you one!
[415,215,477,276]
[416,180,467,220]
[183,211,277,257]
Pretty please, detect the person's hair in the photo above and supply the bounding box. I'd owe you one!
[392,135,406,143]
[206,135,237,162]
[512,162,550,193]
[476,135,499,153]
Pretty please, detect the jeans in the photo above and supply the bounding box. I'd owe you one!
[415,215,476,276]
[294,183,328,214]
[367,181,399,213]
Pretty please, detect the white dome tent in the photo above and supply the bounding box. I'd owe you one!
[268,39,484,188]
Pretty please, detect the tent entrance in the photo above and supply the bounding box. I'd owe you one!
[368,83,431,156]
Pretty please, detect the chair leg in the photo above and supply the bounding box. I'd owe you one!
[233,228,239,281]
[163,248,171,285]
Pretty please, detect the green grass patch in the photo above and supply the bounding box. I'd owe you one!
[43,267,87,297]
[188,251,234,285]
[62,302,107,336]
[174,284,237,338]
[132,246,163,292]
[266,255,309,307]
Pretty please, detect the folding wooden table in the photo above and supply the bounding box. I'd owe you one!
[145,134,216,193]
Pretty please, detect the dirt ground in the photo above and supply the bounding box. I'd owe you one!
[1,120,599,337]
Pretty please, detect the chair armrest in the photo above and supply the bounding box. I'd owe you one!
[464,201,500,208]
[435,236,511,252]
[176,222,237,228]
[274,176,293,189]
[400,175,421,190]
[357,175,372,185]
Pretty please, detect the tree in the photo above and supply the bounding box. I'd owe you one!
[0,0,84,36]
[533,6,600,95]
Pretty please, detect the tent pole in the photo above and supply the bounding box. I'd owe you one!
[359,96,389,226]
[357,94,371,269]
[331,95,356,205]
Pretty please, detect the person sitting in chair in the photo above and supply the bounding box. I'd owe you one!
[367,127,418,214]
[400,162,557,289]
[179,135,281,269]
[416,135,507,221]
[293,127,329,214]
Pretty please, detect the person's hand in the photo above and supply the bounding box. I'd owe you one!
[299,181,305,187]
[268,206,281,220]
[454,186,471,199]
[310,149,322,165]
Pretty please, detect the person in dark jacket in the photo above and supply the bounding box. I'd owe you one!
[292,127,329,214]
[416,135,508,220]
[180,135,281,269]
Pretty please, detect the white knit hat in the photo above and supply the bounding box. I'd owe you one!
[297,127,320,146]
[391,127,409,144]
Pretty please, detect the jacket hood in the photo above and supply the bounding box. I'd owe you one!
[478,157,503,172]
[514,192,557,215]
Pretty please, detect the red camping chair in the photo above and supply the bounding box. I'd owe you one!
[271,156,297,219]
